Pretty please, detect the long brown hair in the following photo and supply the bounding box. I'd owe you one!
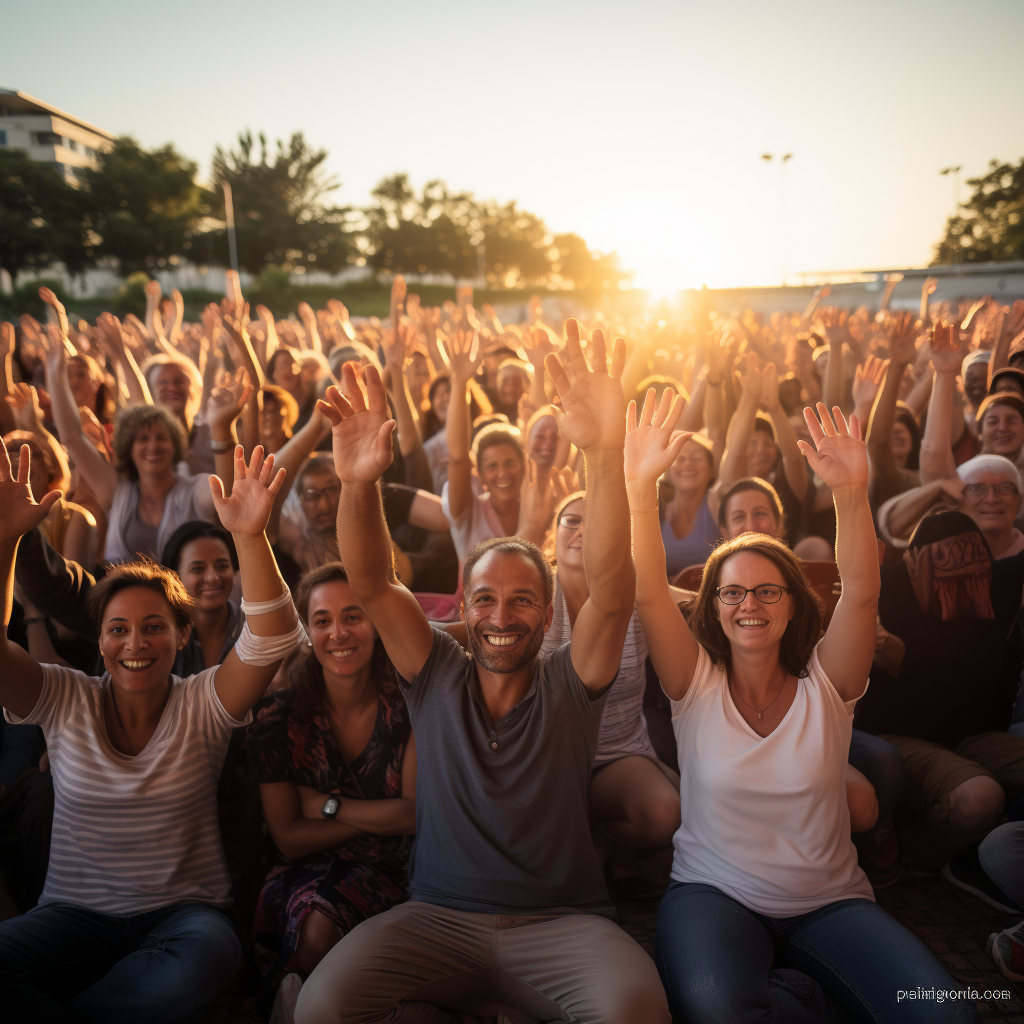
[290,562,395,722]
[689,533,823,678]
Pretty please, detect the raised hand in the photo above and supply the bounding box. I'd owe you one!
[624,386,691,488]
[96,312,128,358]
[6,383,45,433]
[0,444,61,543]
[545,320,626,452]
[206,369,253,432]
[522,326,556,370]
[928,321,968,375]
[39,287,69,342]
[209,445,285,536]
[852,355,889,408]
[318,363,396,484]
[442,326,481,382]
[881,310,920,364]
[0,322,13,360]
[797,404,868,494]
[759,361,781,411]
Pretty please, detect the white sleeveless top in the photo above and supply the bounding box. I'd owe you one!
[669,642,874,917]
[540,582,656,765]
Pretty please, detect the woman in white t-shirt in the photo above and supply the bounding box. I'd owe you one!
[625,391,975,1024]
[0,443,302,1024]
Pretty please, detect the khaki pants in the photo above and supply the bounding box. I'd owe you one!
[295,900,670,1024]
[883,731,1024,867]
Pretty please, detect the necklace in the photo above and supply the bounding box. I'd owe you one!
[107,687,132,747]
[730,666,788,721]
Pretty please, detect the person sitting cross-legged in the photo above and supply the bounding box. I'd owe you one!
[295,323,670,1024]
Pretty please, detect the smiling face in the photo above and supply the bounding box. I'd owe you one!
[554,497,585,572]
[528,417,559,472]
[959,466,1021,535]
[964,363,990,407]
[981,405,1024,459]
[667,438,714,494]
[177,537,234,613]
[152,364,192,418]
[306,579,376,683]
[271,350,301,392]
[497,368,529,410]
[463,550,553,675]
[722,489,781,541]
[299,468,343,534]
[131,420,176,476]
[746,430,778,479]
[98,587,187,693]
[715,551,794,655]
[477,442,524,504]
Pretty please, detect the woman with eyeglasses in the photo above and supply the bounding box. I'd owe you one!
[542,493,681,883]
[625,390,971,1024]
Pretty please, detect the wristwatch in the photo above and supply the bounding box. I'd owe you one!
[321,796,339,819]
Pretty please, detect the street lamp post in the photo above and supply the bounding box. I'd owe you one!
[761,153,793,286]
[939,165,962,216]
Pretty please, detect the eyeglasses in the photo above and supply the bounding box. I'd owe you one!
[716,584,790,605]
[300,483,342,505]
[962,482,1019,498]
[557,512,585,531]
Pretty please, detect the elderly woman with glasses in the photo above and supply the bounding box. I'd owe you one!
[625,389,973,1024]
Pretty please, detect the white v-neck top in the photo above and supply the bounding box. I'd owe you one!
[668,642,874,917]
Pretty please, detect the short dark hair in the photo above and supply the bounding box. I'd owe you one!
[462,536,554,607]
[296,454,338,493]
[111,405,188,480]
[260,385,300,432]
[689,533,823,678]
[472,424,524,466]
[88,558,194,634]
[717,477,785,534]
[160,520,238,574]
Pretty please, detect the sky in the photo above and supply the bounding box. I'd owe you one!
[5,0,1023,289]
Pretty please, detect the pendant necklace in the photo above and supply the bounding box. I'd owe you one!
[731,666,788,721]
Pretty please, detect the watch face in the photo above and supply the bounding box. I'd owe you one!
[322,797,339,819]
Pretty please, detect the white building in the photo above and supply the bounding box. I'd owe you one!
[0,88,114,183]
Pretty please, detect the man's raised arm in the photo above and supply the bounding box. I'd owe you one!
[545,320,634,693]
[320,363,435,683]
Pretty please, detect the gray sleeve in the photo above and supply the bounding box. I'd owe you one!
[543,642,610,722]
[402,627,469,715]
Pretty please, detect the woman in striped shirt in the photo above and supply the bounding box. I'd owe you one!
[0,443,301,1024]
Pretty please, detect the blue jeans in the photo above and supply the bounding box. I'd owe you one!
[655,881,978,1023]
[849,729,906,826]
[980,821,1024,909]
[0,901,242,1024]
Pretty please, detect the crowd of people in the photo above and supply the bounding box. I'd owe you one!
[1,270,1023,1022]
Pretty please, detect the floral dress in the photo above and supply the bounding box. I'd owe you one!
[245,678,413,1015]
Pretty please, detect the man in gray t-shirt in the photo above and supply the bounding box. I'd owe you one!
[297,325,670,1024]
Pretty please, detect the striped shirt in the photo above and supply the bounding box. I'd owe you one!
[540,583,656,765]
[5,664,249,914]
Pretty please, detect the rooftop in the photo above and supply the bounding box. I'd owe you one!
[0,89,114,141]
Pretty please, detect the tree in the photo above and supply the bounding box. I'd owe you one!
[934,157,1024,264]
[83,137,208,275]
[207,131,352,275]
[551,233,632,291]
[0,149,91,285]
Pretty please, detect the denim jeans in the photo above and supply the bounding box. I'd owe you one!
[655,881,978,1023]
[979,821,1024,909]
[0,900,242,1024]
[849,729,906,826]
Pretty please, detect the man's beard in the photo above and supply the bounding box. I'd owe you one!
[468,622,546,675]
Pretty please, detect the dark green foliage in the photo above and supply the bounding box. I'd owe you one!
[934,158,1024,264]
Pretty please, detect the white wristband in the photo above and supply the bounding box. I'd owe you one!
[240,590,294,616]
[233,619,308,666]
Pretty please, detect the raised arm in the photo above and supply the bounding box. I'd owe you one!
[919,322,966,484]
[209,446,296,720]
[716,354,761,490]
[205,370,253,497]
[0,324,17,435]
[988,301,1024,389]
[761,362,807,501]
[320,364,435,683]
[545,321,634,692]
[442,327,483,524]
[0,445,62,718]
[800,405,878,701]
[625,387,698,700]
[96,313,152,407]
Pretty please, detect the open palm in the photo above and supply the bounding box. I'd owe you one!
[798,404,868,493]
[0,444,60,543]
[210,446,284,535]
[624,387,691,486]
[319,364,396,484]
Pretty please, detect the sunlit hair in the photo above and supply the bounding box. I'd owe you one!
[4,430,58,488]
[259,384,300,433]
[111,404,188,480]
[717,477,785,536]
[471,423,524,466]
[635,374,688,408]
[327,343,381,378]
[267,346,301,379]
[660,433,715,502]
[978,392,1024,429]
[496,358,532,381]
[462,536,554,608]
[88,557,194,634]
[70,352,116,423]
[689,533,823,678]
[543,490,586,565]
[957,453,1019,484]
[291,562,395,722]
